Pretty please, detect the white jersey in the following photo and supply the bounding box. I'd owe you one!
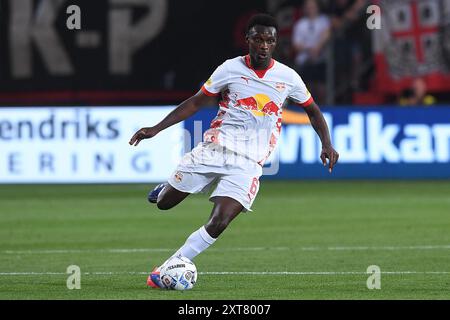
[201,55,313,165]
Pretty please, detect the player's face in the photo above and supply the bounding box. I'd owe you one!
[246,25,277,68]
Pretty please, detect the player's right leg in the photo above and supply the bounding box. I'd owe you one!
[150,141,219,212]
[150,170,216,211]
[146,182,191,288]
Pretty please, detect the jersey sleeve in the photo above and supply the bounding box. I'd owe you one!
[201,62,229,97]
[288,70,314,107]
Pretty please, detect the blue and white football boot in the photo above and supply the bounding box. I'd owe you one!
[147,183,167,204]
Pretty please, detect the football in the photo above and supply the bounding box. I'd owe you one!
[159,255,197,290]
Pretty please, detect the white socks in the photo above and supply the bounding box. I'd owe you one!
[162,226,216,265]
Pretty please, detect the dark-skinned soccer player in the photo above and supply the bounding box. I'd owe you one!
[129,13,339,289]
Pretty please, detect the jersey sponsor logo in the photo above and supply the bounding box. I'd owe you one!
[235,94,281,117]
[262,102,281,117]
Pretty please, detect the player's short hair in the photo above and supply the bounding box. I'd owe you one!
[246,13,279,35]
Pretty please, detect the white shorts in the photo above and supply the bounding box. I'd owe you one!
[167,143,262,212]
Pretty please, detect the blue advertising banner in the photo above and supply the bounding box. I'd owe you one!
[184,106,450,179]
[2,106,449,182]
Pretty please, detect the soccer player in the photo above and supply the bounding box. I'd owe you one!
[129,13,339,289]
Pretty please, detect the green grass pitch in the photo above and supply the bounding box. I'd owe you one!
[0,181,449,299]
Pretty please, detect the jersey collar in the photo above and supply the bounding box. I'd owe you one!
[244,55,275,79]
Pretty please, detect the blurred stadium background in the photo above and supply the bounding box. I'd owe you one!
[0,0,449,300]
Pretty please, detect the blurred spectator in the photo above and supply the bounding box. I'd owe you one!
[292,0,331,104]
[329,0,368,103]
[398,78,436,106]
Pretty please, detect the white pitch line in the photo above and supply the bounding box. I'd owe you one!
[2,245,450,255]
[1,247,289,254]
[200,271,450,275]
[327,245,450,251]
[0,271,449,276]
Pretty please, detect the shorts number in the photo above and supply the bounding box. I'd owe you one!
[248,177,259,200]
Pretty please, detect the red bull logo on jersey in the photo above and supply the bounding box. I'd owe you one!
[262,101,281,117]
[235,94,281,117]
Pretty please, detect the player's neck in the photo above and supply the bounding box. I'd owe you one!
[247,55,272,70]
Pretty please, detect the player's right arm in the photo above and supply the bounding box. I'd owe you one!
[130,61,229,146]
[129,91,217,146]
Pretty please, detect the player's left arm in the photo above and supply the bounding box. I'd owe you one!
[302,102,339,173]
